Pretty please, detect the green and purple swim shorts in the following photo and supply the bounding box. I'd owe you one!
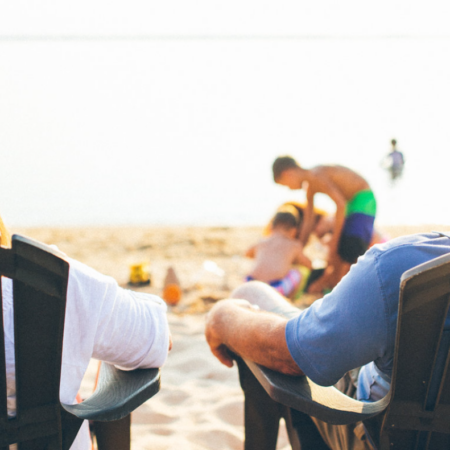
[338,190,377,264]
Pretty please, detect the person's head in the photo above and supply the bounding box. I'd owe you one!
[0,215,11,247]
[272,156,302,189]
[271,210,299,237]
[391,139,397,147]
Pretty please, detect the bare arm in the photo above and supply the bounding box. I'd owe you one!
[205,300,303,376]
[293,244,312,269]
[298,187,315,246]
[310,172,347,263]
[326,192,346,263]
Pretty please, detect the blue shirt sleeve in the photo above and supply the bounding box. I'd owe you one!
[285,249,388,386]
[286,233,450,388]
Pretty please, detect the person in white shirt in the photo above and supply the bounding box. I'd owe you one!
[0,217,172,450]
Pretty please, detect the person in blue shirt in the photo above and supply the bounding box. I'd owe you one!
[205,232,450,449]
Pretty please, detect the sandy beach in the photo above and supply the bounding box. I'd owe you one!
[12,223,450,449]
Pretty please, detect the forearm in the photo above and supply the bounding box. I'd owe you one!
[329,204,346,257]
[296,251,312,269]
[299,210,314,245]
[205,301,303,376]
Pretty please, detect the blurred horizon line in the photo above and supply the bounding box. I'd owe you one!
[1,34,450,42]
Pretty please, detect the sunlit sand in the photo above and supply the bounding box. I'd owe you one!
[15,224,449,449]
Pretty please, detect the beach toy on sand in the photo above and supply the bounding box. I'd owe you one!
[128,262,151,286]
[163,266,182,306]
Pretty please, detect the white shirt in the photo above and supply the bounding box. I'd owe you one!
[3,256,170,450]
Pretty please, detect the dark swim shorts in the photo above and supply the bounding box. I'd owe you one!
[338,190,376,264]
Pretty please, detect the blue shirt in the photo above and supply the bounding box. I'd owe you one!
[285,233,450,402]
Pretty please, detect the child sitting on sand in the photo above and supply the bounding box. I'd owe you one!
[245,209,312,298]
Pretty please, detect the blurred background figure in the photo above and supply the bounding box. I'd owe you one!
[383,139,405,184]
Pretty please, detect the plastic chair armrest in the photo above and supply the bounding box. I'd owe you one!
[61,363,160,422]
[244,358,390,425]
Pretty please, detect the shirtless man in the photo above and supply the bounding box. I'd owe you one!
[246,210,312,298]
[272,156,376,292]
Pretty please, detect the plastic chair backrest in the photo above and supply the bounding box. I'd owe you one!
[0,235,82,450]
[372,252,450,449]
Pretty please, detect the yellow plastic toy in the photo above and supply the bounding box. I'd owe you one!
[128,263,151,286]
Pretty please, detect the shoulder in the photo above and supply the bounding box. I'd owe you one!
[311,164,340,174]
[248,238,266,254]
[369,233,450,264]
[369,233,450,290]
[309,165,328,177]
[67,257,117,290]
[255,237,270,247]
[308,166,341,187]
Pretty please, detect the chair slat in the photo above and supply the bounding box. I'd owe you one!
[13,237,68,404]
[0,276,8,419]
[0,236,70,448]
[438,356,450,405]
[0,247,14,279]
[389,296,450,404]
[390,261,450,407]
[378,255,450,449]
[14,282,67,414]
[425,329,450,411]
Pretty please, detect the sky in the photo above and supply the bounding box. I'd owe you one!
[1,2,450,227]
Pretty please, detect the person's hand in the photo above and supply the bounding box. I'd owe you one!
[205,301,234,367]
[205,300,259,367]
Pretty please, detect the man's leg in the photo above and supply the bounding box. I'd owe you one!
[309,417,373,450]
[309,372,373,450]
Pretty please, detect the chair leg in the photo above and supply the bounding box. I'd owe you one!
[93,415,131,450]
[236,358,285,450]
[428,431,450,449]
[236,358,329,450]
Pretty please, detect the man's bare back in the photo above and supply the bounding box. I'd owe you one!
[307,165,370,201]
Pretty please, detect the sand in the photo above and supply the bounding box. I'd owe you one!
[12,223,450,449]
